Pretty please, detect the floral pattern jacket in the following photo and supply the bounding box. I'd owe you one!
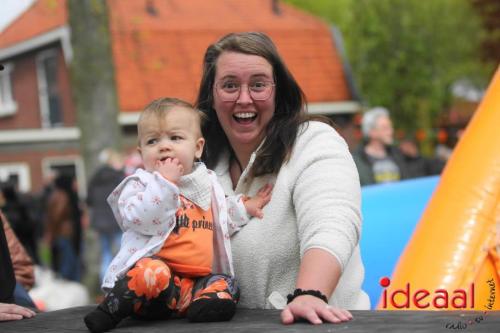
[102,163,248,292]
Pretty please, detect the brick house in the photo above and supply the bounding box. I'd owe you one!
[0,0,360,195]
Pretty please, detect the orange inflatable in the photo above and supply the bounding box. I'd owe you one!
[378,67,500,310]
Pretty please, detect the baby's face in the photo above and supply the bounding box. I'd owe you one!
[138,107,204,175]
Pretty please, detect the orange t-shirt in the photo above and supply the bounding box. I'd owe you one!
[156,195,214,277]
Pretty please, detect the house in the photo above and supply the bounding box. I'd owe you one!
[0,0,361,195]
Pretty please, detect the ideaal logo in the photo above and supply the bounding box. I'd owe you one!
[379,277,475,309]
[379,277,496,329]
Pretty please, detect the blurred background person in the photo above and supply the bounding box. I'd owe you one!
[1,209,36,309]
[352,107,409,186]
[44,174,83,281]
[399,137,445,179]
[86,148,125,283]
[0,210,36,321]
[0,182,38,264]
[123,150,143,176]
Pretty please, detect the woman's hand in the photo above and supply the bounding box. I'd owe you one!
[280,295,352,325]
[0,303,36,321]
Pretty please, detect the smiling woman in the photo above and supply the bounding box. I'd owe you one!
[196,32,369,325]
[212,52,276,163]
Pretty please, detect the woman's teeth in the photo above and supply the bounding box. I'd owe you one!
[234,112,256,119]
[234,113,257,123]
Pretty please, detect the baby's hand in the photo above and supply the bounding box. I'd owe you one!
[156,158,184,184]
[243,183,273,219]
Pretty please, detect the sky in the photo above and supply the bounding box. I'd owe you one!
[0,0,34,32]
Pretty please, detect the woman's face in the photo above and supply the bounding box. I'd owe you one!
[212,52,275,151]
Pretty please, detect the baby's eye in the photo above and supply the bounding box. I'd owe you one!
[146,138,158,145]
[171,135,183,141]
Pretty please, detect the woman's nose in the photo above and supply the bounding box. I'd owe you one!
[236,84,253,105]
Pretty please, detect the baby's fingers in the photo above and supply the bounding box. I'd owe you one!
[258,183,273,197]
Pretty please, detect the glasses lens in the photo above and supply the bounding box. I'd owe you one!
[216,82,237,101]
[250,82,274,100]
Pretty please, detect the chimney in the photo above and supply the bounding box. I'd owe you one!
[272,0,282,16]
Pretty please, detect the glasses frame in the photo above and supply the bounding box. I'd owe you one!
[214,81,276,102]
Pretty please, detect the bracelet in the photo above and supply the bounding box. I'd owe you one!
[286,288,328,304]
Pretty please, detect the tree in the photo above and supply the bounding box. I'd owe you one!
[67,0,122,179]
[348,0,485,134]
[285,0,489,150]
[471,0,500,67]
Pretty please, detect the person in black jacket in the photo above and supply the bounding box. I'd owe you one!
[86,149,126,282]
[0,182,38,263]
[399,137,445,178]
[0,210,36,321]
[352,107,409,186]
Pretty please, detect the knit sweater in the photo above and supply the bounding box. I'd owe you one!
[214,121,370,309]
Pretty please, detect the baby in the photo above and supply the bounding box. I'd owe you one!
[84,97,272,332]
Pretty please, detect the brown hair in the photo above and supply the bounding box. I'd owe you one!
[138,97,207,143]
[196,32,332,177]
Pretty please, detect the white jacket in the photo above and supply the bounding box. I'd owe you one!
[102,163,247,291]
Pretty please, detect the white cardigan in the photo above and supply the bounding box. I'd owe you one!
[215,121,370,309]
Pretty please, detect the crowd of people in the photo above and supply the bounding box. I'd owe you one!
[0,32,456,329]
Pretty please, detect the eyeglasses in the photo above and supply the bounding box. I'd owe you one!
[215,80,275,102]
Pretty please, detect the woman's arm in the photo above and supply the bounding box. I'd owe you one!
[281,248,352,324]
[286,122,362,324]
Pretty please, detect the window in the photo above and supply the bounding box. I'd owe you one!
[36,50,63,127]
[0,163,31,193]
[42,156,86,197]
[0,62,18,116]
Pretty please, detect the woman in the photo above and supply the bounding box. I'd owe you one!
[196,32,369,325]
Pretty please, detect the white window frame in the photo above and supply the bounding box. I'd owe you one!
[0,62,18,117]
[0,163,31,193]
[36,49,62,128]
[42,155,86,198]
